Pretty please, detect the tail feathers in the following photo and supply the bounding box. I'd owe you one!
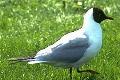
[8,57,36,64]
[8,57,48,64]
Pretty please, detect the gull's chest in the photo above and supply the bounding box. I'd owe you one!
[72,23,103,67]
[84,25,102,57]
[72,35,102,68]
[86,35,102,56]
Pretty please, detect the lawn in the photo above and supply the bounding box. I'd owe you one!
[0,0,120,80]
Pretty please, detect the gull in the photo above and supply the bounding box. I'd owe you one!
[9,7,113,79]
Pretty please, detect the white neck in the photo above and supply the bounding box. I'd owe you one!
[83,17,101,30]
[82,8,102,39]
[83,19,102,37]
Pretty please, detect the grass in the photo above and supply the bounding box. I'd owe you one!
[0,0,120,80]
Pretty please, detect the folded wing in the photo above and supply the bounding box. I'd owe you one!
[35,31,90,64]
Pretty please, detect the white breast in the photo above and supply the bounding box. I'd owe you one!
[72,18,102,68]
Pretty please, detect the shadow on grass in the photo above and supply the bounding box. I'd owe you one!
[74,74,99,80]
[85,75,98,80]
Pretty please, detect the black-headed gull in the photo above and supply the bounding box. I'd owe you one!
[9,7,113,79]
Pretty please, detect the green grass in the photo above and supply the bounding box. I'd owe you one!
[0,0,120,80]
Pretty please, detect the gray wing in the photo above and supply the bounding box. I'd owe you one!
[48,37,89,63]
[35,31,90,63]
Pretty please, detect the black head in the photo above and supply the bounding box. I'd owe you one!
[93,8,113,23]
